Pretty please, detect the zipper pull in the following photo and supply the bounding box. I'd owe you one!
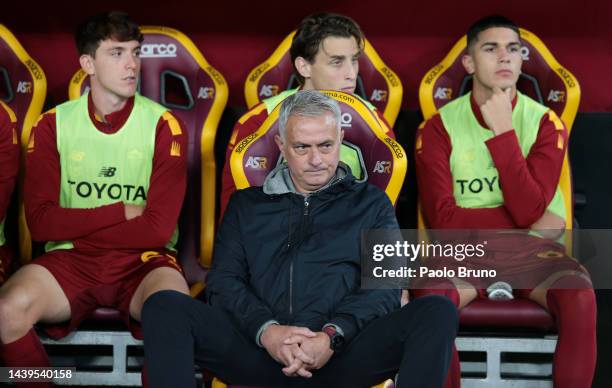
[304,197,310,216]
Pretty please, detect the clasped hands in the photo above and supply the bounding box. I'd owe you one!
[260,324,334,378]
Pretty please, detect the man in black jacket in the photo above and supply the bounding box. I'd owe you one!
[142,90,458,387]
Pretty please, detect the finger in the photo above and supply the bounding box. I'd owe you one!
[282,358,303,376]
[504,87,513,99]
[291,344,315,365]
[492,86,504,95]
[280,345,295,366]
[296,366,313,378]
[289,327,317,337]
[283,334,308,345]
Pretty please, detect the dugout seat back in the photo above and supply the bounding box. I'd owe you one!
[69,26,228,282]
[0,24,47,264]
[418,27,580,229]
[230,90,406,205]
[244,31,403,127]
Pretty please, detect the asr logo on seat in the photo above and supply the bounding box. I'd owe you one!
[259,85,279,98]
[16,81,32,93]
[370,89,387,102]
[434,87,452,100]
[372,161,391,174]
[245,156,267,169]
[198,87,215,99]
[547,90,565,103]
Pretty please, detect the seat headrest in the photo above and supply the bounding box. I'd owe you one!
[0,24,46,145]
[244,31,403,126]
[230,90,406,205]
[419,28,580,130]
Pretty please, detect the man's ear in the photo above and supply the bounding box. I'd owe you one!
[339,129,344,143]
[80,54,95,76]
[274,134,285,157]
[294,56,312,79]
[462,53,475,75]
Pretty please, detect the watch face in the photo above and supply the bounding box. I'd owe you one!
[331,333,345,351]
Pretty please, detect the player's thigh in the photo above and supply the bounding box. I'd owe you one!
[129,266,188,320]
[0,263,71,324]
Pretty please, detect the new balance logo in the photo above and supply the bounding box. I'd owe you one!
[99,167,117,177]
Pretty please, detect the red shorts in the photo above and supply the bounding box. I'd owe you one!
[31,248,183,339]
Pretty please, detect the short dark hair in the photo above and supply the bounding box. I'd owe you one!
[290,13,364,85]
[466,15,520,51]
[75,11,143,56]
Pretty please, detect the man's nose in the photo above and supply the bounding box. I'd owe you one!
[309,148,322,165]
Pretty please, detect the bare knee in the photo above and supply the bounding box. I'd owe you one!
[0,291,34,343]
[130,268,188,321]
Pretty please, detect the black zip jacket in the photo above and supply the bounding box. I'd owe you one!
[206,171,400,344]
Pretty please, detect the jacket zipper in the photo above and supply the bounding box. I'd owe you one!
[289,261,293,316]
[289,196,311,317]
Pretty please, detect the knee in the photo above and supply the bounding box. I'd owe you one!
[0,295,29,341]
[409,295,459,335]
[142,290,191,326]
[410,282,460,307]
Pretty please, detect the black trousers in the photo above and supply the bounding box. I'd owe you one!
[142,291,458,388]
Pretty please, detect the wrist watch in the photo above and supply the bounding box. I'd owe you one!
[323,325,345,352]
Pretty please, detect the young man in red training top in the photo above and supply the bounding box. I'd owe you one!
[0,101,19,284]
[220,12,395,217]
[413,15,596,388]
[0,12,188,387]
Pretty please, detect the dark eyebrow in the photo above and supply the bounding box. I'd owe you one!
[480,42,498,48]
